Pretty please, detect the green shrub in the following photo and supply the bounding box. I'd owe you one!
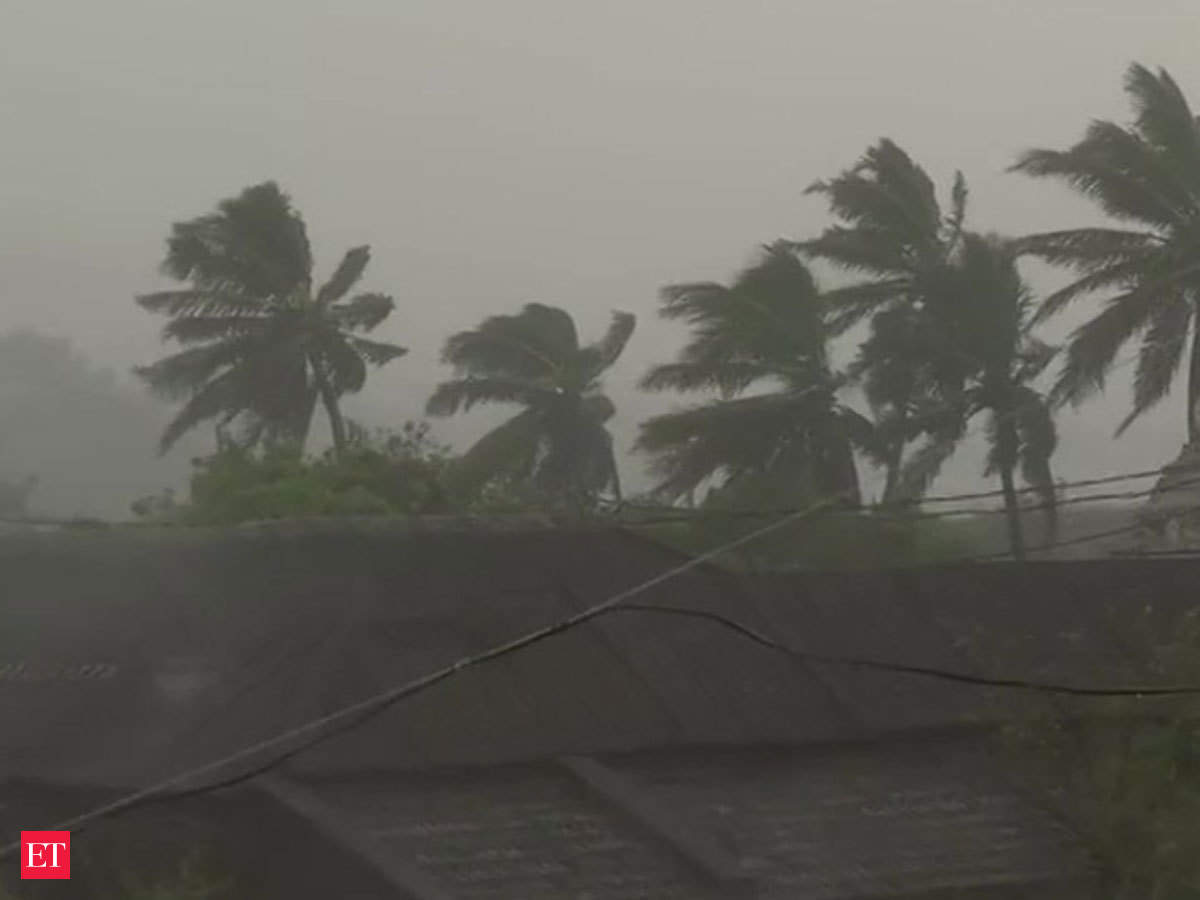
[133,422,455,525]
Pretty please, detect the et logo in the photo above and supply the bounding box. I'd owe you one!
[20,832,70,879]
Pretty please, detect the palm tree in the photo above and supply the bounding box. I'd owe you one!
[636,243,872,506]
[799,139,969,502]
[426,303,635,510]
[926,234,1060,557]
[135,182,406,455]
[1011,64,1200,444]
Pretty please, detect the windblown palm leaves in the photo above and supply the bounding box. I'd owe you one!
[1012,64,1200,442]
[426,303,635,509]
[135,182,406,454]
[799,139,970,500]
[636,244,872,505]
[924,234,1060,555]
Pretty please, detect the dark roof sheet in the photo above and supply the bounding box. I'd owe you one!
[295,734,1092,900]
[1,523,1198,789]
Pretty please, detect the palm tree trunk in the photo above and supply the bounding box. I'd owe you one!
[1188,320,1200,445]
[313,363,347,456]
[993,411,1026,560]
[881,437,904,505]
[999,462,1025,561]
[879,402,911,506]
[836,435,862,507]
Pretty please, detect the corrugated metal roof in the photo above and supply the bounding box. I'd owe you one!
[3,524,1199,788]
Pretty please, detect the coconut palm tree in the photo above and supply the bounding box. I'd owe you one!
[918,234,1060,557]
[636,243,872,506]
[798,139,970,502]
[135,182,406,455]
[1011,64,1200,443]
[426,303,635,510]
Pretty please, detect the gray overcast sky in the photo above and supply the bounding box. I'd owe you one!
[2,0,1199,508]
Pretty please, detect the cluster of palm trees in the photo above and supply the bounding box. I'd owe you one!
[137,64,1200,551]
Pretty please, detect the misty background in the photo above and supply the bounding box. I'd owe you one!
[2,0,1197,519]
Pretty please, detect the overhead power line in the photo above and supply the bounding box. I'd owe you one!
[613,464,1200,528]
[628,457,1198,515]
[616,603,1200,697]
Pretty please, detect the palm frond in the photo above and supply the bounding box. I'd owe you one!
[893,431,960,502]
[136,290,267,318]
[345,336,408,367]
[579,310,636,377]
[318,246,371,305]
[426,376,557,416]
[446,409,544,496]
[441,304,575,378]
[1051,266,1200,407]
[806,138,942,251]
[316,335,368,395]
[650,246,826,396]
[1081,119,1195,218]
[156,369,247,453]
[1013,228,1163,273]
[134,338,263,400]
[635,389,845,499]
[1010,146,1183,230]
[796,227,912,277]
[331,292,394,332]
[1124,64,1200,188]
[821,279,910,334]
[657,281,727,320]
[1051,297,1156,407]
[639,360,781,395]
[161,315,274,345]
[1116,293,1193,434]
[162,182,312,298]
[1031,258,1152,324]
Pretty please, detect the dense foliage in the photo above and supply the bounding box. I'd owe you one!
[133,423,451,524]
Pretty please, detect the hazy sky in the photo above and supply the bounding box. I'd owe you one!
[3,0,1199,510]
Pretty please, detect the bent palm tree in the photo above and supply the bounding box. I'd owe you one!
[136,182,406,455]
[636,244,871,505]
[921,234,1060,557]
[427,303,635,510]
[799,139,969,502]
[1011,64,1200,442]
